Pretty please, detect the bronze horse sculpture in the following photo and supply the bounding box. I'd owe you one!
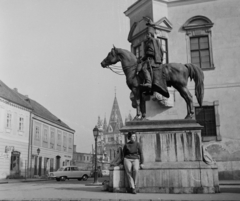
[101,46,204,120]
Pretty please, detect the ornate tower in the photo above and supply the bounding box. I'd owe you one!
[96,90,125,171]
[107,94,124,133]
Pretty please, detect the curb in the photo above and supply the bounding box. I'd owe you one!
[21,179,48,183]
[0,179,48,184]
[0,181,8,184]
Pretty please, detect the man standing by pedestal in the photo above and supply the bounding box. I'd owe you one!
[123,132,144,194]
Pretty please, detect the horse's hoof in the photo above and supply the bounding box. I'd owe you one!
[141,117,149,121]
[133,116,142,121]
[185,114,195,119]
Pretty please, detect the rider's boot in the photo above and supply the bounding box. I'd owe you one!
[140,69,152,88]
[158,67,169,98]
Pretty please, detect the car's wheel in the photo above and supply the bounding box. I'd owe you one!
[60,176,66,181]
[56,178,60,181]
[82,175,88,181]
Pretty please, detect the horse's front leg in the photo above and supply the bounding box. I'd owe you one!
[132,88,142,120]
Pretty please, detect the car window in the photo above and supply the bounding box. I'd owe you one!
[58,167,64,171]
[71,167,78,171]
[64,167,70,171]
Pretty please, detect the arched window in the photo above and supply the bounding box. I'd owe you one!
[183,16,214,70]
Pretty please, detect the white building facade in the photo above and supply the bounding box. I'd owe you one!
[0,80,75,179]
[0,83,32,179]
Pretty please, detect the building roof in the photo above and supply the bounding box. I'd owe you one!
[0,80,32,109]
[15,91,74,131]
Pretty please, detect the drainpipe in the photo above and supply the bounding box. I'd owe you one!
[28,113,33,178]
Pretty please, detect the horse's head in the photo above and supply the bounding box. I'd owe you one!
[101,46,120,68]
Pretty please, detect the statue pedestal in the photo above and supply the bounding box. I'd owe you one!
[109,120,220,194]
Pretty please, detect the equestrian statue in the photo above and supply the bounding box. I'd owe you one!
[101,24,204,120]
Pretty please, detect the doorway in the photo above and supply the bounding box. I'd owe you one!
[34,156,38,175]
[38,157,42,176]
[56,156,61,171]
[10,151,20,175]
[50,158,54,172]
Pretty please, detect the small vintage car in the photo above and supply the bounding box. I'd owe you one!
[48,166,90,181]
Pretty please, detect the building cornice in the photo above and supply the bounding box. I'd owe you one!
[124,0,152,17]
[125,0,217,17]
[32,115,75,134]
[0,97,32,112]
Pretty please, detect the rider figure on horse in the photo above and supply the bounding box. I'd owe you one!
[136,24,169,98]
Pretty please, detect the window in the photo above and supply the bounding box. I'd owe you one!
[183,15,214,70]
[68,137,72,151]
[43,128,48,143]
[194,100,221,142]
[19,117,24,131]
[195,106,216,137]
[64,167,70,171]
[6,112,12,129]
[190,36,210,69]
[71,167,78,171]
[35,126,40,140]
[57,131,62,151]
[50,129,55,149]
[42,127,48,148]
[108,137,114,142]
[157,37,168,64]
[63,135,67,152]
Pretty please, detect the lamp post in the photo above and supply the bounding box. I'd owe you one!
[93,125,99,184]
[37,148,40,155]
[85,125,102,186]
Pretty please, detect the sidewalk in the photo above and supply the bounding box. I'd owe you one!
[0,178,48,184]
[1,177,240,185]
[0,179,240,201]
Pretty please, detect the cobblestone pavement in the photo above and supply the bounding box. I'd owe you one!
[0,179,240,201]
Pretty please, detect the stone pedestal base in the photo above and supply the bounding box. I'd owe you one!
[108,120,220,194]
[109,162,219,193]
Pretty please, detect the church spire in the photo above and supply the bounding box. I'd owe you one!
[107,88,123,133]
[103,114,108,132]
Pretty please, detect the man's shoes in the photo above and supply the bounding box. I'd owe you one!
[131,188,137,194]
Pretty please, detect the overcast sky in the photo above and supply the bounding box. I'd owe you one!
[0,0,137,153]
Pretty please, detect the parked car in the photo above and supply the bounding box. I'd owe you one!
[48,166,90,181]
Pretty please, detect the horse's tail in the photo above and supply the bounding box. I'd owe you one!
[185,63,204,106]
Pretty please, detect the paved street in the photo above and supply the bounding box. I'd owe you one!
[0,177,240,201]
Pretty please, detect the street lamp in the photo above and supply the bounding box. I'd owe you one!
[93,125,99,184]
[37,148,40,155]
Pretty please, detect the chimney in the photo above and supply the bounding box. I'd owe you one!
[13,88,18,92]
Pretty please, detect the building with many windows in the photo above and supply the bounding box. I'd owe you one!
[124,0,240,180]
[0,80,75,179]
[0,81,31,179]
